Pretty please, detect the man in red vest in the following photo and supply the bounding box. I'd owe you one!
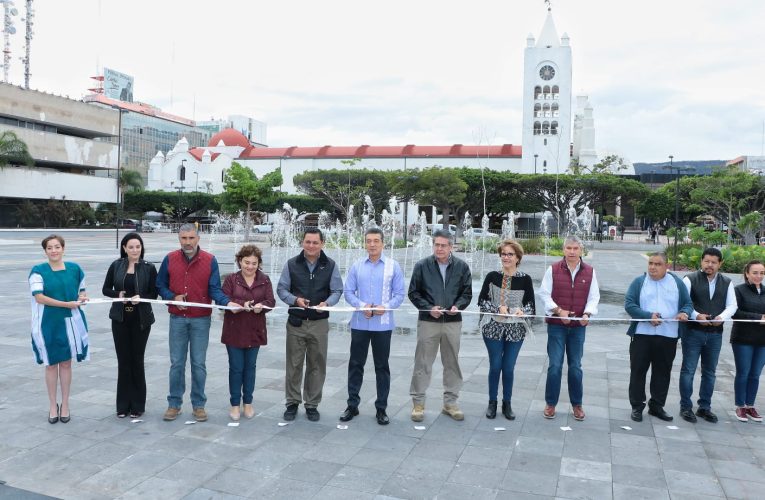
[538,235,600,421]
[157,224,241,422]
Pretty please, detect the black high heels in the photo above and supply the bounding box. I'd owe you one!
[48,404,59,424]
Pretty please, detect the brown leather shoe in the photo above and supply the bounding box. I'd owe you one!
[243,404,255,419]
[543,405,556,419]
[572,405,585,421]
[163,407,181,421]
[193,407,208,422]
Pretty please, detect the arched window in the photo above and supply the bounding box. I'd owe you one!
[542,121,550,135]
[533,122,541,135]
[534,103,542,117]
[551,103,559,117]
[543,103,551,117]
[221,169,226,182]
[552,85,559,99]
[551,121,559,135]
[543,85,551,99]
[534,86,542,99]
[178,164,186,182]
[544,138,548,146]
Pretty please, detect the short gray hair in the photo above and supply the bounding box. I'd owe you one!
[564,235,584,249]
[178,223,198,234]
[432,229,454,245]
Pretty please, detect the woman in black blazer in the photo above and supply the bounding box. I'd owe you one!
[102,232,158,418]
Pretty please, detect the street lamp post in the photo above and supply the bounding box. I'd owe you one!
[193,170,199,193]
[663,155,687,270]
[175,185,184,224]
[534,154,539,234]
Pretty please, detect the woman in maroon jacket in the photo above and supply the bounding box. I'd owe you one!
[222,245,275,421]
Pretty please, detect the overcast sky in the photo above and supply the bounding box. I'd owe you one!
[4,0,764,163]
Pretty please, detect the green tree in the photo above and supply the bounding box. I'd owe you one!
[568,154,627,175]
[293,165,391,222]
[221,162,282,240]
[688,167,765,240]
[737,211,763,245]
[635,190,674,223]
[453,168,527,231]
[0,130,34,168]
[124,190,219,219]
[119,169,144,206]
[15,200,40,227]
[414,167,467,228]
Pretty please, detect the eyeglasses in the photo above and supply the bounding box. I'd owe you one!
[500,252,515,257]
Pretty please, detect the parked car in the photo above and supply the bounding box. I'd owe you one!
[141,220,161,232]
[426,224,457,235]
[252,223,273,234]
[117,218,137,229]
[464,227,499,239]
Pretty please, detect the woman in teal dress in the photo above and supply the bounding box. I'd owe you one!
[29,235,89,424]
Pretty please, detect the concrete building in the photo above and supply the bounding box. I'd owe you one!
[84,94,212,183]
[727,155,765,173]
[572,95,598,168]
[197,115,267,147]
[0,82,119,208]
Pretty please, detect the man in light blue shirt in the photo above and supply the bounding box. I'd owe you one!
[340,227,406,425]
[625,252,692,423]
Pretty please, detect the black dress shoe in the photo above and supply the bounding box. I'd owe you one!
[376,409,390,425]
[680,408,697,423]
[339,406,359,422]
[696,408,718,423]
[283,403,298,421]
[485,400,497,419]
[502,401,515,421]
[305,407,320,422]
[648,407,673,421]
[630,409,643,422]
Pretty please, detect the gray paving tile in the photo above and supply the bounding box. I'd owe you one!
[458,445,512,468]
[378,472,445,499]
[507,451,561,476]
[409,439,465,462]
[709,459,765,482]
[612,483,669,500]
[719,476,765,499]
[611,464,667,490]
[555,476,613,500]
[659,451,715,475]
[156,458,225,487]
[437,482,499,500]
[560,457,611,482]
[396,455,454,481]
[326,465,390,494]
[203,467,272,497]
[514,435,564,457]
[120,476,198,499]
[664,470,725,498]
[611,446,661,469]
[247,476,317,499]
[277,458,343,484]
[182,488,247,500]
[313,485,376,500]
[447,462,505,489]
[703,443,760,464]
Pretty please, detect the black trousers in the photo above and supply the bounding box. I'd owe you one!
[347,329,392,410]
[629,334,678,411]
[112,315,151,414]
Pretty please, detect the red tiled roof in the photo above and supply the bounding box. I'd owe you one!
[208,128,251,148]
[239,144,521,159]
[189,149,222,161]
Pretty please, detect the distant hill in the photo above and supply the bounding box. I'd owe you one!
[632,160,725,176]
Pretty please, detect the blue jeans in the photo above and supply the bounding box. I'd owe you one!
[679,328,722,410]
[226,346,260,406]
[483,336,524,402]
[732,343,765,407]
[167,315,211,409]
[545,324,585,406]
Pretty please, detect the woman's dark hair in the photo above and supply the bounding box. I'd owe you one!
[41,234,65,249]
[235,244,263,269]
[743,260,764,283]
[120,232,145,260]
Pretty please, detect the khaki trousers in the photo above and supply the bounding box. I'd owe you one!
[410,320,463,405]
[285,318,329,408]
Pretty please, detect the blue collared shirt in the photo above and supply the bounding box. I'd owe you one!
[344,254,406,331]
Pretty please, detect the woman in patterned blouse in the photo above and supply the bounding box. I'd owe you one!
[478,239,536,420]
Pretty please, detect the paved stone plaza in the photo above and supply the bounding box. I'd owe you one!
[0,231,764,499]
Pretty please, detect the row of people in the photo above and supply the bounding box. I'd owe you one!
[29,229,764,426]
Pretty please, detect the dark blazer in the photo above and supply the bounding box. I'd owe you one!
[732,283,765,346]
[102,259,158,330]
